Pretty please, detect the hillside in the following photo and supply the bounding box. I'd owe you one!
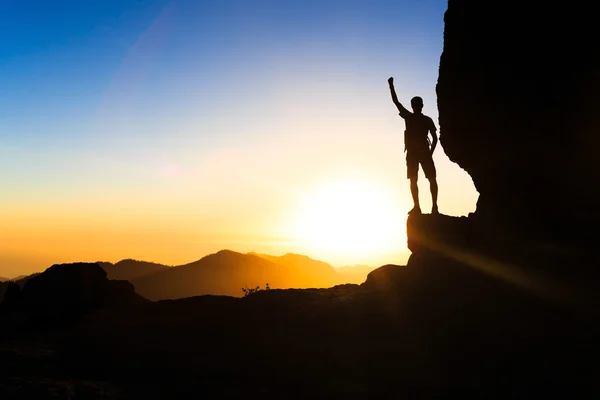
[131,250,342,300]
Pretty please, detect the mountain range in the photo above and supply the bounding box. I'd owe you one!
[2,251,375,303]
[93,250,376,301]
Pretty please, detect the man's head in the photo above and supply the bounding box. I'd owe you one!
[411,96,423,113]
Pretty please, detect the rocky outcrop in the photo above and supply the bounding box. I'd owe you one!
[51,258,597,398]
[406,212,600,312]
[0,263,147,327]
[437,0,600,239]
[433,1,600,307]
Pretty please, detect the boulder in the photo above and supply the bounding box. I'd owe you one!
[0,263,148,326]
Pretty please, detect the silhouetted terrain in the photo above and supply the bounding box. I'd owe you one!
[0,263,146,331]
[0,242,597,398]
[1,214,598,398]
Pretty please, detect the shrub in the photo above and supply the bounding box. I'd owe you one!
[241,283,270,297]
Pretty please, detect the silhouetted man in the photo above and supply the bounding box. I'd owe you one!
[388,77,439,215]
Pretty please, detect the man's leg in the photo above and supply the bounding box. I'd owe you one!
[409,177,421,214]
[429,177,439,214]
[421,153,438,214]
[406,151,421,214]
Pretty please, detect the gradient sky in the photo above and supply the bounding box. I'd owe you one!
[0,0,477,277]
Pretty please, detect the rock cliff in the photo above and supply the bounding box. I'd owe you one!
[437,0,600,240]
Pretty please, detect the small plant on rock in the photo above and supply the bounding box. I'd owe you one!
[241,283,270,297]
[242,285,261,297]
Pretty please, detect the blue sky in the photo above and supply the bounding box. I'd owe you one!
[0,0,476,276]
[0,0,445,145]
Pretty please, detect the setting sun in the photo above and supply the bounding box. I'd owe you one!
[291,179,407,262]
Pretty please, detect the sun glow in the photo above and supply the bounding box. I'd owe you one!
[291,179,407,263]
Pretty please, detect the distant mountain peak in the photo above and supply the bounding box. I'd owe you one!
[211,249,245,258]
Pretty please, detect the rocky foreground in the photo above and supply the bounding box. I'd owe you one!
[1,213,598,398]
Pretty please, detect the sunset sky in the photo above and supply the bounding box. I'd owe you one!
[0,0,477,277]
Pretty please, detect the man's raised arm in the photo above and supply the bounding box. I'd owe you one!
[388,77,410,117]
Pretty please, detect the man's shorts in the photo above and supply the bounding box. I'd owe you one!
[406,149,436,180]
